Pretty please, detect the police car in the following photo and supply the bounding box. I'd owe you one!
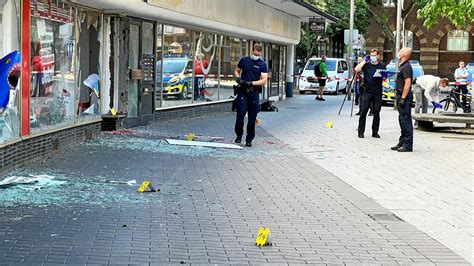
[382,60,424,104]
[156,55,193,100]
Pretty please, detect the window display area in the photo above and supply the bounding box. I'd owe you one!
[0,0,20,144]
[29,0,102,134]
[155,24,288,109]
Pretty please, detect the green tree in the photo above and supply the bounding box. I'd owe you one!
[366,0,474,51]
[296,0,371,60]
[365,0,418,52]
[417,0,474,28]
[325,0,370,36]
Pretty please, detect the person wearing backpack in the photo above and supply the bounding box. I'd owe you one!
[314,55,328,101]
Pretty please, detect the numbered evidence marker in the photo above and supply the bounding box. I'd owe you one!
[255,227,271,247]
[187,133,195,141]
[326,121,333,128]
[137,180,158,193]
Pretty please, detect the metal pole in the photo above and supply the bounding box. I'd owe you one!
[395,0,402,72]
[394,0,402,109]
[348,0,354,100]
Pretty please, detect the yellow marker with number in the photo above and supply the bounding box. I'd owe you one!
[187,133,195,141]
[110,107,117,116]
[326,121,333,128]
[137,180,157,193]
[255,227,270,246]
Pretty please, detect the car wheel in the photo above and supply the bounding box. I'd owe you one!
[299,90,306,95]
[180,84,189,99]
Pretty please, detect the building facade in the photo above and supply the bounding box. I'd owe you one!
[364,1,474,79]
[0,0,336,172]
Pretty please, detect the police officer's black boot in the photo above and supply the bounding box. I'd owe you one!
[245,141,252,147]
[235,136,242,144]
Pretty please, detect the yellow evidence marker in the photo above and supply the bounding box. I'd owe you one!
[187,133,195,141]
[255,227,271,247]
[137,180,158,193]
[326,121,333,128]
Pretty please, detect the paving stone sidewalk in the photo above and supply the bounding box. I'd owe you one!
[259,94,473,263]
[0,108,468,265]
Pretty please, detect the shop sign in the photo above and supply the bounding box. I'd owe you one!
[309,17,325,33]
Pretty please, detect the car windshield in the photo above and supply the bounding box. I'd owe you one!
[413,66,423,78]
[305,59,336,71]
[157,59,187,74]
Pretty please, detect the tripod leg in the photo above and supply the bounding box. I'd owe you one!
[338,87,350,115]
[338,74,356,115]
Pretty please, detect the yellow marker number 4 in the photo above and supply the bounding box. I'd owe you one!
[255,227,271,247]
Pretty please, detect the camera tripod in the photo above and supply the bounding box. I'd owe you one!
[338,72,358,116]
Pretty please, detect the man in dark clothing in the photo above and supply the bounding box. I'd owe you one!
[354,48,387,138]
[391,47,414,152]
[233,43,268,147]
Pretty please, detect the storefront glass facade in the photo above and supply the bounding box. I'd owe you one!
[155,23,286,109]
[0,0,21,144]
[29,0,101,134]
[1,1,291,146]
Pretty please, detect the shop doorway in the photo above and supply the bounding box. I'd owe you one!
[126,20,155,127]
[267,44,281,99]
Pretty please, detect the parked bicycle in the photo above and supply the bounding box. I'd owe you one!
[432,85,471,113]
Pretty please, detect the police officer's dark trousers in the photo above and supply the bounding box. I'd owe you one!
[396,91,413,150]
[358,92,382,134]
[235,90,260,143]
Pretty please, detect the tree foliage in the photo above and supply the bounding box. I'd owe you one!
[297,0,371,60]
[297,0,474,60]
[417,0,474,29]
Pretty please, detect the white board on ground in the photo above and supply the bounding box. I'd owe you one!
[165,139,244,150]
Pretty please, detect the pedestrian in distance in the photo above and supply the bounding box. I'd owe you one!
[314,55,328,101]
[391,47,414,152]
[354,48,387,138]
[413,75,448,114]
[454,60,470,112]
[233,43,268,147]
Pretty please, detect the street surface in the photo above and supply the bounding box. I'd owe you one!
[0,94,471,264]
[259,94,473,263]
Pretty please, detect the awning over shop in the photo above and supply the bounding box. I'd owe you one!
[70,0,336,45]
[256,0,339,23]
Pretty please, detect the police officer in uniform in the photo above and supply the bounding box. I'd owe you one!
[391,47,414,152]
[234,44,268,147]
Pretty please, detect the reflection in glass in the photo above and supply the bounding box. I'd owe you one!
[128,24,139,117]
[0,0,21,143]
[220,37,247,100]
[194,31,220,102]
[159,25,192,107]
[30,0,75,132]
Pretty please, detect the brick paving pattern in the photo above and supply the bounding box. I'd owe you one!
[0,96,469,264]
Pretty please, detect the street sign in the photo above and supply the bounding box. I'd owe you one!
[309,17,325,33]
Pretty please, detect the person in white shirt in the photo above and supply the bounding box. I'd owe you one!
[454,60,469,112]
[412,75,448,113]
